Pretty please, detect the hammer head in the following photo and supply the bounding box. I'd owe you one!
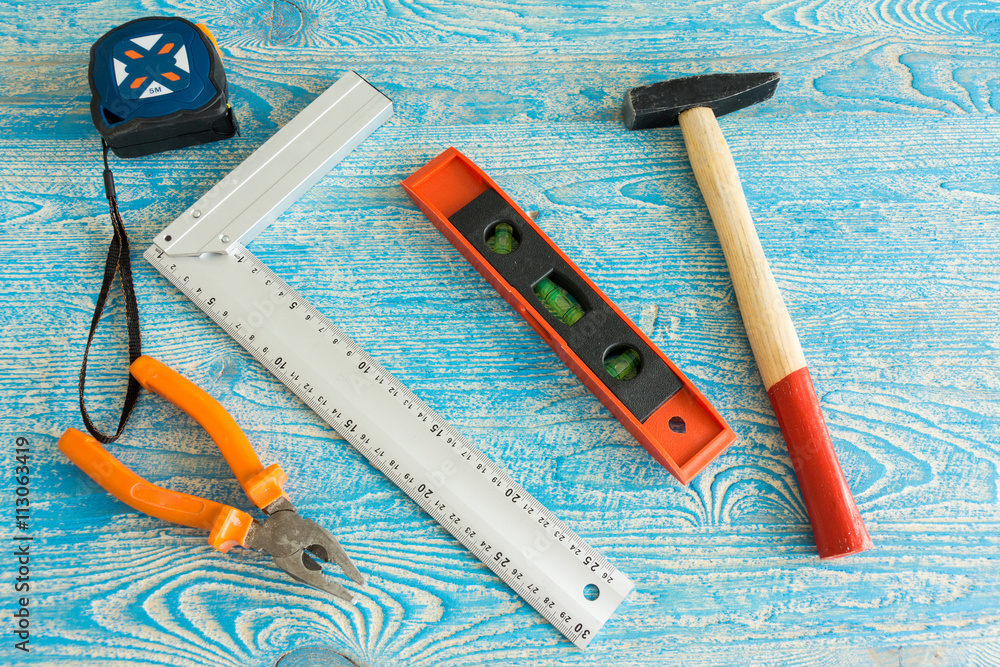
[622,72,779,131]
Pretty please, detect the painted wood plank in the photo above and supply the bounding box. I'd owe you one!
[1,0,999,665]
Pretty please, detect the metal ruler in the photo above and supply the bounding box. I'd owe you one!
[144,71,633,649]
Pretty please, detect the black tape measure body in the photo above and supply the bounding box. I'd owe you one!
[89,16,237,158]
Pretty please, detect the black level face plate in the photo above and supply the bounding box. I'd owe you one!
[449,189,682,423]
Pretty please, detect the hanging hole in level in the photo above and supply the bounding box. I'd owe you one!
[583,583,600,601]
[668,416,686,434]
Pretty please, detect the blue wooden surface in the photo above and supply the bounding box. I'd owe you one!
[2,1,999,665]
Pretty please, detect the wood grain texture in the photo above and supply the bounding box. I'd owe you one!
[2,0,999,665]
[679,105,807,390]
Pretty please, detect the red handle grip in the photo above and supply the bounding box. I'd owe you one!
[768,368,872,558]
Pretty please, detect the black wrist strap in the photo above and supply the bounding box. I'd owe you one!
[78,142,143,443]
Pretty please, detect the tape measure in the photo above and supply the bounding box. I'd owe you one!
[145,72,633,648]
[88,16,238,158]
[77,17,239,444]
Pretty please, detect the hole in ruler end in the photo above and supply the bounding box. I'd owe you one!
[583,583,600,601]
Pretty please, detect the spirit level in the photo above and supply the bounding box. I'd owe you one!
[144,72,633,648]
[403,148,737,483]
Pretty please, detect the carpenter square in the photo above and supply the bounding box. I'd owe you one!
[145,71,633,648]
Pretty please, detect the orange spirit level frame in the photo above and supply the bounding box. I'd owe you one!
[403,147,736,483]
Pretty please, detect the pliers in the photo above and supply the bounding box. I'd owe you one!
[59,355,363,601]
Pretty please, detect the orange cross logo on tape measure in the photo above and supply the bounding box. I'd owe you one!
[111,32,191,99]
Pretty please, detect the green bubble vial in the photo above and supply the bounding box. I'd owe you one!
[487,222,519,254]
[604,347,640,381]
[534,277,585,326]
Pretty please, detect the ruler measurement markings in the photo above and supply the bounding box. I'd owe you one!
[159,247,618,576]
[159,248,600,645]
[147,245,631,648]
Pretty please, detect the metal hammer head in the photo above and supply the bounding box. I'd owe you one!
[622,72,779,131]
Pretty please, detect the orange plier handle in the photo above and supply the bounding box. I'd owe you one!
[59,355,289,553]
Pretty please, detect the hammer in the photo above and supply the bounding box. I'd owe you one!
[622,72,872,559]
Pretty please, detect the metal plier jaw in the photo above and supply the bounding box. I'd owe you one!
[246,497,362,599]
[59,355,363,601]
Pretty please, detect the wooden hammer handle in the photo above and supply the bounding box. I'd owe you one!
[680,107,805,388]
[678,106,872,558]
